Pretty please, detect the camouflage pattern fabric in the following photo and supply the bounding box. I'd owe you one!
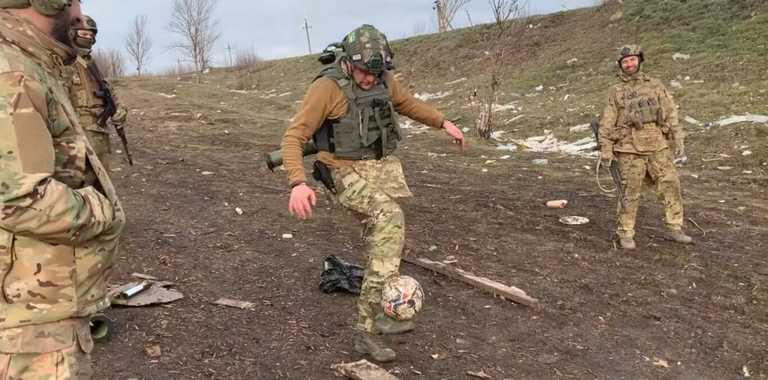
[598,72,681,156]
[0,319,94,379]
[616,149,684,239]
[0,10,123,375]
[332,156,410,333]
[343,24,393,75]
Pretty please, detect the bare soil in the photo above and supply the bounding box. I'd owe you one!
[92,71,768,380]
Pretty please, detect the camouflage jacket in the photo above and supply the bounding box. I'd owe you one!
[0,10,124,348]
[599,72,681,155]
[69,55,127,133]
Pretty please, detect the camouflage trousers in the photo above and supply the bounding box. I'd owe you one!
[0,319,94,380]
[333,157,412,333]
[616,149,684,238]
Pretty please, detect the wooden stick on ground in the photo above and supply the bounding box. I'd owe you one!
[688,217,706,237]
[404,257,539,306]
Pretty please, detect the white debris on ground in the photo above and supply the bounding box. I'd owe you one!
[158,93,177,98]
[569,123,591,133]
[684,115,703,126]
[710,114,768,128]
[415,91,453,101]
[444,78,467,85]
[492,101,521,113]
[495,131,597,157]
[228,89,251,94]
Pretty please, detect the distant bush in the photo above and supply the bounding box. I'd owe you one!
[234,48,261,69]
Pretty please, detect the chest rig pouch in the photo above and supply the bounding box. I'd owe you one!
[624,92,666,152]
[313,68,401,160]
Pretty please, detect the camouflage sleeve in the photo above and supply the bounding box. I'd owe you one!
[0,72,116,244]
[598,87,619,155]
[385,71,445,128]
[110,84,128,125]
[659,82,681,140]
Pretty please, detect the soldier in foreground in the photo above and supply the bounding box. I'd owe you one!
[0,1,125,378]
[598,45,693,249]
[68,14,131,173]
[282,25,465,362]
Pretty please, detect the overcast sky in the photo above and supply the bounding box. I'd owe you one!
[83,0,598,74]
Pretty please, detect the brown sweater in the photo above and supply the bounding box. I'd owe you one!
[281,71,445,186]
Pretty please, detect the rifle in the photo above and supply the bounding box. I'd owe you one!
[87,61,133,166]
[590,121,626,209]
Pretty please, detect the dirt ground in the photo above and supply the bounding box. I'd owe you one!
[90,73,768,380]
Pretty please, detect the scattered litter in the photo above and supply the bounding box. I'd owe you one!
[499,155,511,160]
[467,370,492,379]
[278,92,292,97]
[709,114,768,128]
[563,94,571,101]
[320,255,364,295]
[559,216,590,226]
[462,127,471,132]
[719,200,726,203]
[670,80,683,89]
[429,245,438,252]
[653,358,670,368]
[742,150,752,156]
[717,166,734,171]
[109,280,184,307]
[282,233,294,239]
[567,58,579,65]
[414,91,452,101]
[235,207,244,215]
[332,360,399,380]
[534,85,544,92]
[157,93,176,98]
[513,134,597,157]
[546,200,568,209]
[496,144,518,152]
[131,273,159,281]
[430,354,440,360]
[672,53,691,61]
[492,102,520,113]
[443,255,458,264]
[532,159,549,166]
[144,345,162,358]
[743,365,751,378]
[212,298,256,310]
[743,170,753,174]
[569,123,591,133]
[481,168,489,173]
[445,77,467,85]
[490,131,506,140]
[201,171,214,176]
[484,160,497,165]
[684,116,703,126]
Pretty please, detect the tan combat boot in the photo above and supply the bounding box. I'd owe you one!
[619,236,636,249]
[353,333,396,362]
[666,229,693,244]
[373,312,415,335]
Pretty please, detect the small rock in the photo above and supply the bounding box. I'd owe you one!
[653,358,670,368]
[742,150,752,156]
[201,171,214,176]
[743,170,753,174]
[670,80,683,89]
[567,58,578,65]
[535,85,544,92]
[743,364,751,378]
[282,233,294,239]
[429,245,438,252]
[717,166,734,171]
[532,159,549,166]
[235,207,244,215]
[144,345,162,358]
[672,53,691,61]
[499,155,511,160]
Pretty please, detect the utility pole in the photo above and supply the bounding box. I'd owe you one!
[226,43,233,67]
[302,18,312,54]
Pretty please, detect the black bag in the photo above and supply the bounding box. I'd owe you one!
[319,255,364,295]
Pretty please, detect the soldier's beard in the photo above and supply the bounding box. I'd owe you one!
[51,12,74,46]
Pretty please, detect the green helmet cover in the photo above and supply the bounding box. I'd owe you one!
[342,24,393,75]
[0,0,71,16]
[617,44,644,64]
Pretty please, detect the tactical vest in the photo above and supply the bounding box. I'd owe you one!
[313,66,401,160]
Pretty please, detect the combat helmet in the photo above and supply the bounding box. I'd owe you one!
[70,15,97,55]
[617,44,644,65]
[0,0,72,16]
[341,24,394,75]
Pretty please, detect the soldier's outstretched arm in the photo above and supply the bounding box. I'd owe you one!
[0,72,118,244]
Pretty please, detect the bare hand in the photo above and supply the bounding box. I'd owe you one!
[288,183,317,220]
[442,120,466,153]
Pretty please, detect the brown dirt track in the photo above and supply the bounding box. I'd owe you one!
[91,71,768,380]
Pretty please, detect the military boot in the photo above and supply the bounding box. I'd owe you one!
[666,229,693,244]
[374,312,415,335]
[619,236,636,249]
[353,333,396,362]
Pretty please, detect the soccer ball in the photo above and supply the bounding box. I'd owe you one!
[381,275,424,320]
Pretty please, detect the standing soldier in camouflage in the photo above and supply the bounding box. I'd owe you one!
[598,45,693,249]
[0,1,125,378]
[68,15,130,173]
[282,24,465,362]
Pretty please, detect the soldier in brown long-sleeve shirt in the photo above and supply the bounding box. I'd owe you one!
[281,25,465,362]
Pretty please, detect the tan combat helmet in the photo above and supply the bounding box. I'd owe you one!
[0,0,72,16]
[342,24,394,75]
[617,44,645,64]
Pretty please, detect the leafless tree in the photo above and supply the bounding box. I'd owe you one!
[92,48,125,78]
[234,47,260,68]
[434,0,471,32]
[168,0,221,72]
[476,0,527,139]
[125,15,153,76]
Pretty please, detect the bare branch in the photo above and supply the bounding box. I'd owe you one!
[92,49,125,78]
[434,0,471,32]
[125,15,153,76]
[168,0,220,72]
